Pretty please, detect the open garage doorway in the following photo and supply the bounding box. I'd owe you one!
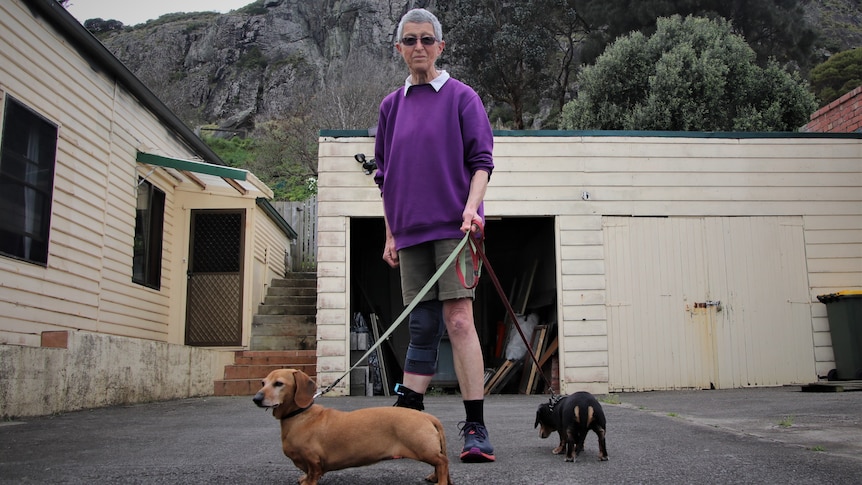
[349,217,558,396]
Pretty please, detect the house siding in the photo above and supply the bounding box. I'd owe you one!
[316,133,862,395]
[1,0,293,417]
[250,204,290,317]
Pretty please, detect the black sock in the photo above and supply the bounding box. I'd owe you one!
[463,399,484,425]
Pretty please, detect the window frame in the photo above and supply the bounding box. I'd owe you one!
[132,178,166,290]
[0,96,58,266]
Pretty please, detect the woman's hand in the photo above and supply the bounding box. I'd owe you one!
[383,235,399,268]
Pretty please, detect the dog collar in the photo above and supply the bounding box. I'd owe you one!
[280,404,312,420]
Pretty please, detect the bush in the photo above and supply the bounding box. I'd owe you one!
[560,15,817,131]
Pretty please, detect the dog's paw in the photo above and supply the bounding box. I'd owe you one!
[598,455,609,462]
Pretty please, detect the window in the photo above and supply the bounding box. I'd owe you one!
[0,97,58,266]
[133,179,165,289]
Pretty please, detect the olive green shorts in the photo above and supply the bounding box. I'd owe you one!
[398,238,476,305]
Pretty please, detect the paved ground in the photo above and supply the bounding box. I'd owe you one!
[1,386,860,484]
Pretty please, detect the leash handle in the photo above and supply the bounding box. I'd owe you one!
[456,219,485,289]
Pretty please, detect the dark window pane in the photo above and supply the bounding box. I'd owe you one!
[132,179,165,289]
[0,97,57,265]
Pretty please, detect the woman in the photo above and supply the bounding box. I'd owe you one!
[374,8,496,463]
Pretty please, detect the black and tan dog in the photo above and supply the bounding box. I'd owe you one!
[534,391,609,462]
[253,368,452,485]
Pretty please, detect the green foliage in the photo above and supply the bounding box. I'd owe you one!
[809,47,862,106]
[202,132,316,201]
[572,0,817,72]
[560,15,818,131]
[202,135,255,168]
[238,1,269,16]
[237,46,268,70]
[439,0,584,129]
[133,11,219,30]
[247,120,318,201]
[811,0,862,53]
[83,18,125,33]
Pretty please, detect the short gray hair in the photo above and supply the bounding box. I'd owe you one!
[396,8,443,42]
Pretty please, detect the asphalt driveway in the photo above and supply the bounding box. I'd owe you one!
[1,386,860,484]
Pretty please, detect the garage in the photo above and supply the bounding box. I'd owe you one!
[316,131,862,396]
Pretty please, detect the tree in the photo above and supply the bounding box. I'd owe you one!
[313,50,403,131]
[83,18,125,33]
[559,15,818,131]
[438,1,587,129]
[571,0,817,72]
[809,47,862,106]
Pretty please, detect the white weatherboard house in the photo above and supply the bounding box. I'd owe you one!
[316,130,861,396]
[0,0,294,417]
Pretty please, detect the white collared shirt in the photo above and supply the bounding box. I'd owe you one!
[403,70,450,96]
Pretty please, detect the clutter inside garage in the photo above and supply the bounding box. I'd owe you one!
[349,217,558,396]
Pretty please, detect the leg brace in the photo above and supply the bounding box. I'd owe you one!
[404,299,445,375]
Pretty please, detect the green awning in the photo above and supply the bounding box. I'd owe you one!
[136,152,248,181]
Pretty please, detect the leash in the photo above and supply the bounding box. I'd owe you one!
[463,222,556,397]
[313,231,473,399]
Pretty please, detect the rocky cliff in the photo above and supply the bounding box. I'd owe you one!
[98,0,435,132]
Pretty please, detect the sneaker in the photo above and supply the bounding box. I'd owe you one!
[458,421,495,462]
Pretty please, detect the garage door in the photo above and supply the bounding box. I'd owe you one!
[604,216,815,391]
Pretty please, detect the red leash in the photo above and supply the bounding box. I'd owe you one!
[460,222,555,395]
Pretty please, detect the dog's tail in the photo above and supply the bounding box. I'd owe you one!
[435,418,447,455]
[574,403,596,427]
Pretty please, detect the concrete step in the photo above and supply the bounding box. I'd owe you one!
[256,302,316,315]
[232,350,316,365]
[266,286,317,297]
[263,294,316,305]
[252,314,316,326]
[251,321,316,336]
[213,350,317,396]
[249,335,315,351]
[223,363,317,380]
[272,274,317,286]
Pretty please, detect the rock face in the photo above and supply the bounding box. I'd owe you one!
[99,0,437,131]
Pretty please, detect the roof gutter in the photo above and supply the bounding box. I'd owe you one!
[24,0,227,167]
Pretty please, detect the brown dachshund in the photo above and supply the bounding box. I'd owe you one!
[253,369,452,485]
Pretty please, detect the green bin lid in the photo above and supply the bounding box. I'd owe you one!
[817,290,862,303]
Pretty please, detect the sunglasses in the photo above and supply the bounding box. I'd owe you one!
[400,36,437,46]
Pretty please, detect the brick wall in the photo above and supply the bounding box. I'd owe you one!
[803,85,862,133]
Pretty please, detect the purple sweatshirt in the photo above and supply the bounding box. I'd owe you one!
[374,76,494,251]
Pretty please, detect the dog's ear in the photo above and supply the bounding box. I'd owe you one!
[535,404,547,428]
[292,370,317,408]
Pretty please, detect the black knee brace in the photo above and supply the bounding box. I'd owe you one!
[404,299,445,376]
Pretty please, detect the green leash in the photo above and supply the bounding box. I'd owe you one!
[313,231,474,398]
